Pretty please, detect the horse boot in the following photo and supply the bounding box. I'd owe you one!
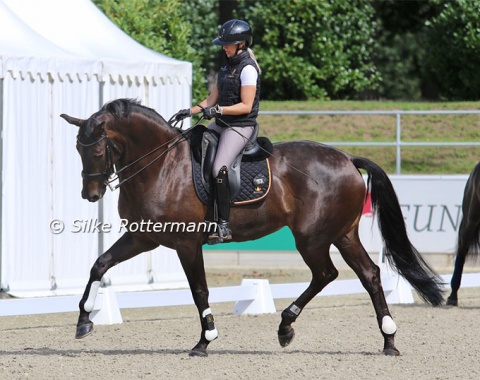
[208,166,232,244]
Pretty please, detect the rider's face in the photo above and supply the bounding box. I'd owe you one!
[223,43,244,57]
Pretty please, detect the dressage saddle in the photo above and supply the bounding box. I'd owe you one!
[189,124,273,205]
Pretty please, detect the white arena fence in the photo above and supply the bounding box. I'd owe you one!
[1,251,480,325]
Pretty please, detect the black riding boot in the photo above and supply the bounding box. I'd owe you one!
[208,166,232,243]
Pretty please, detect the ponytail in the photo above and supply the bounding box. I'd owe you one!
[247,48,261,74]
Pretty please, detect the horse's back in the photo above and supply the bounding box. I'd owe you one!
[267,140,366,225]
[270,140,363,186]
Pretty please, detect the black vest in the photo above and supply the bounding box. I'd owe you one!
[216,50,261,128]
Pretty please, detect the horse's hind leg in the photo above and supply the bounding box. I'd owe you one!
[335,233,399,356]
[76,232,156,339]
[278,242,338,348]
[447,220,474,306]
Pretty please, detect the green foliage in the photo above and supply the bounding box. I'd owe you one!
[371,0,442,100]
[92,0,208,103]
[423,0,480,100]
[235,0,380,100]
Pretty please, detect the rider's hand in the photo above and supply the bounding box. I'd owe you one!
[202,106,220,120]
[175,108,191,121]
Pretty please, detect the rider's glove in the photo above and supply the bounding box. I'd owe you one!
[175,108,191,121]
[203,105,221,120]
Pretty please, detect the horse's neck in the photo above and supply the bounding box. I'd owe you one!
[117,117,186,172]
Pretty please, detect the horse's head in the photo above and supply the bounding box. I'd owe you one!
[61,113,118,202]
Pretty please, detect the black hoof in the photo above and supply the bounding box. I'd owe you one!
[383,348,400,356]
[75,322,94,339]
[278,329,295,347]
[446,297,458,306]
[189,349,208,357]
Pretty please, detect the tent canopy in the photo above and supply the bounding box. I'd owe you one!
[1,0,191,83]
[0,1,100,78]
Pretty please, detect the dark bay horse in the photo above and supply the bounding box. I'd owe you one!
[447,162,480,306]
[60,99,444,357]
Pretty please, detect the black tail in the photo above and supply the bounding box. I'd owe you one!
[352,156,445,306]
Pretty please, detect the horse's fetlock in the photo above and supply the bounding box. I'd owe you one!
[281,302,302,323]
[381,315,397,335]
[202,308,218,342]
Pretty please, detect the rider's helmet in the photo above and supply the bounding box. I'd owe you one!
[212,19,253,47]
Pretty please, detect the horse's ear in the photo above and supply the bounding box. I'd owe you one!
[60,114,85,127]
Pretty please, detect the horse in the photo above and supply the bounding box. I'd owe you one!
[60,98,444,357]
[446,161,480,306]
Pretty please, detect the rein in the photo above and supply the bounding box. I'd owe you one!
[79,119,194,191]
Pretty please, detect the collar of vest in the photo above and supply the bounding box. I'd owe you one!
[228,50,250,67]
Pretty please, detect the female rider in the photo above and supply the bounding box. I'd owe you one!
[176,19,261,244]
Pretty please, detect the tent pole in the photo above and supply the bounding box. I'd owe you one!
[0,77,4,289]
[98,79,104,261]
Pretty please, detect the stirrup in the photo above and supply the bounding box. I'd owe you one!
[207,221,232,244]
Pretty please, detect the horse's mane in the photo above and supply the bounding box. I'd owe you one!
[101,98,167,125]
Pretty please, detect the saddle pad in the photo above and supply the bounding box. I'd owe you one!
[191,155,271,206]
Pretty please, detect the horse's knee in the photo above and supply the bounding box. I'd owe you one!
[90,254,113,279]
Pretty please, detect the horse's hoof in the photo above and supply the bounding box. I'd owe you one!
[446,297,458,306]
[75,322,94,339]
[383,348,400,356]
[278,329,295,347]
[189,349,208,357]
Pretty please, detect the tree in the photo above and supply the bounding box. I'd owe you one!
[423,0,480,100]
[373,0,442,100]
[236,0,380,100]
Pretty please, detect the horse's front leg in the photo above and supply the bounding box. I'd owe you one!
[176,242,217,357]
[76,232,156,339]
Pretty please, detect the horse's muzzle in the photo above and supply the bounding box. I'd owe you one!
[82,182,106,202]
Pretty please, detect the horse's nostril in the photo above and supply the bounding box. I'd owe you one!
[89,195,100,202]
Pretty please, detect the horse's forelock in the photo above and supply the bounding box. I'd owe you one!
[80,117,102,139]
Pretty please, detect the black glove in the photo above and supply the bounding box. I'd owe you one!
[202,106,219,120]
[175,108,191,121]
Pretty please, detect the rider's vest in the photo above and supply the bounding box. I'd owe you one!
[216,50,261,128]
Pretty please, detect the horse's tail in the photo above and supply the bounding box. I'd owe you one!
[352,156,445,306]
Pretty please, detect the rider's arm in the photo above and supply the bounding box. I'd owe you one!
[191,83,219,115]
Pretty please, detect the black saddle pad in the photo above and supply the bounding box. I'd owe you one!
[191,154,271,206]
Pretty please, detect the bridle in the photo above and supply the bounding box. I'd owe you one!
[77,134,119,181]
[77,127,189,191]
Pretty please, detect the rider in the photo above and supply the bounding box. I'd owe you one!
[176,19,261,243]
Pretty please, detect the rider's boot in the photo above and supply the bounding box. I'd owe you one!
[208,166,232,244]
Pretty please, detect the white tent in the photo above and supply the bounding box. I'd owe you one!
[0,0,191,295]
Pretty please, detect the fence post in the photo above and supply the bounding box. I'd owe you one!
[233,279,276,315]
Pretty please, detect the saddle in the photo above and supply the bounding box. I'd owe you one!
[189,124,273,206]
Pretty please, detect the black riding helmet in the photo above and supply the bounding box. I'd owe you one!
[212,19,253,47]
